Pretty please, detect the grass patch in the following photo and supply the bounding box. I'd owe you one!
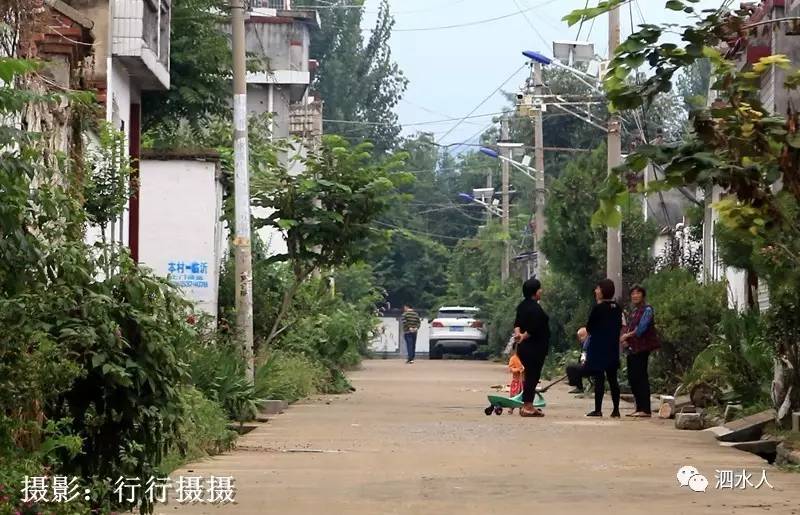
[160,386,237,473]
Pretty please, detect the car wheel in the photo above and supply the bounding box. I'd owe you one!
[429,342,443,360]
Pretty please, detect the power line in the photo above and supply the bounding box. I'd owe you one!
[323,111,506,128]
[436,65,526,144]
[513,0,551,50]
[576,0,590,39]
[299,0,469,15]
[371,0,559,33]
[374,221,499,243]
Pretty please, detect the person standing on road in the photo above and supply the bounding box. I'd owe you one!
[584,279,623,418]
[402,304,421,364]
[620,285,660,418]
[513,278,550,418]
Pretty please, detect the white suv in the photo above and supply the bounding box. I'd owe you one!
[429,306,487,359]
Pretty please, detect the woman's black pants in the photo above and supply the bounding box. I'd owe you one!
[517,342,547,404]
[626,351,652,414]
[593,364,620,413]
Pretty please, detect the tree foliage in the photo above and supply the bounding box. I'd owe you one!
[142,0,233,131]
[251,135,409,344]
[568,0,800,413]
[0,58,199,514]
[295,0,408,153]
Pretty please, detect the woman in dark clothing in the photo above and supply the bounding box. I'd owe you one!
[584,278,623,418]
[513,278,550,417]
[621,285,660,418]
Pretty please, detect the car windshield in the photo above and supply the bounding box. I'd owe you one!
[437,309,477,319]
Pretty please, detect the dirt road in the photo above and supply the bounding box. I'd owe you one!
[165,359,800,515]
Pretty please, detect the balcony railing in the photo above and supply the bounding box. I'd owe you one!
[250,0,290,9]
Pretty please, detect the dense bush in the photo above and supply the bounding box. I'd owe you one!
[0,60,212,514]
[255,351,325,403]
[181,327,260,422]
[644,269,727,393]
[481,281,520,357]
[685,311,773,406]
[220,259,382,397]
[540,271,592,354]
[160,387,237,473]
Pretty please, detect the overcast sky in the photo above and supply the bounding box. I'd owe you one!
[359,0,727,146]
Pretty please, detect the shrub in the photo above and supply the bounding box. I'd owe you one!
[540,271,592,354]
[160,387,236,473]
[685,311,773,406]
[644,269,727,393]
[482,281,520,357]
[254,351,325,403]
[182,329,260,423]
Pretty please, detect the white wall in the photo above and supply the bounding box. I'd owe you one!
[85,61,136,249]
[138,159,224,317]
[369,318,431,356]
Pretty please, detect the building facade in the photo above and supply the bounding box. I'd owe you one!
[62,0,172,259]
[702,0,799,311]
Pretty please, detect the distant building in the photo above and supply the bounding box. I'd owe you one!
[228,0,324,257]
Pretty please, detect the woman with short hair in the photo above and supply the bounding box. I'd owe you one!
[621,285,660,418]
[584,278,623,418]
[513,278,550,418]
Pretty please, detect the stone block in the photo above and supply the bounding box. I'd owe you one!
[259,399,289,415]
[676,412,703,430]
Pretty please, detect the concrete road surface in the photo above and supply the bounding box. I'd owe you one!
[164,360,800,515]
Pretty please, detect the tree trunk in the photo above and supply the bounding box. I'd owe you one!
[264,272,307,348]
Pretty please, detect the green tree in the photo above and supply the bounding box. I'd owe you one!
[540,145,607,292]
[370,230,449,311]
[251,135,409,345]
[569,0,800,415]
[142,0,233,132]
[0,58,197,514]
[295,0,407,152]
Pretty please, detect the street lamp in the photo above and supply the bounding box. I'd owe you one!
[458,192,503,217]
[480,146,538,182]
[522,50,600,91]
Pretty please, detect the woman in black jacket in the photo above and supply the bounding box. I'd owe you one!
[513,278,550,417]
[584,278,623,418]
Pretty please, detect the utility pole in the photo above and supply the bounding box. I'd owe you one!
[486,157,493,224]
[533,62,547,278]
[232,0,254,383]
[607,4,623,299]
[500,117,511,282]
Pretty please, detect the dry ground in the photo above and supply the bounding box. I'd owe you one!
[164,359,800,515]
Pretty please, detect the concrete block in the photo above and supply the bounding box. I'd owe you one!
[792,412,800,433]
[716,409,776,443]
[705,425,734,439]
[719,439,779,455]
[724,403,744,422]
[259,399,289,415]
[676,412,704,430]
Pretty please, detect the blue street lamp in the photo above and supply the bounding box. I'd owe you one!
[522,50,552,65]
[522,49,599,86]
[479,147,499,159]
[479,146,539,182]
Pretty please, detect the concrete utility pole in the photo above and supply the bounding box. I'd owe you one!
[232,0,254,383]
[500,117,511,282]
[486,158,493,224]
[607,4,623,299]
[533,62,547,278]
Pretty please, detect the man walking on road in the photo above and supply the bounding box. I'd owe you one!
[402,304,421,364]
